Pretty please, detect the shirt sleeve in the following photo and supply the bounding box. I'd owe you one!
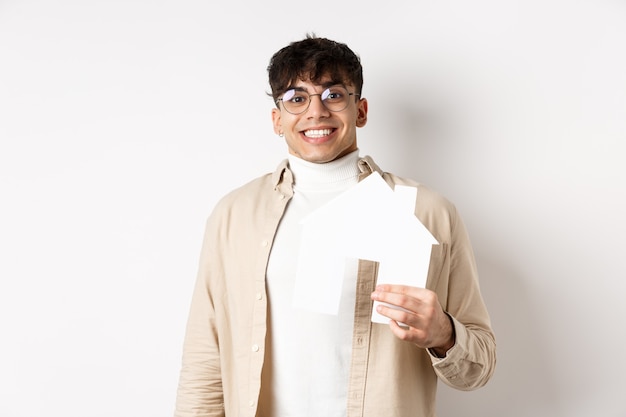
[174,218,226,417]
[427,205,497,390]
[429,315,496,390]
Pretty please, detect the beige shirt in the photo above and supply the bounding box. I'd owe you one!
[175,156,496,417]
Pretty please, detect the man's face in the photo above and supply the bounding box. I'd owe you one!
[271,77,368,164]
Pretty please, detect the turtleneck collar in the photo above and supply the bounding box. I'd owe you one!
[287,150,361,192]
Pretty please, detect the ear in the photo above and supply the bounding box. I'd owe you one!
[356,98,368,128]
[271,108,282,135]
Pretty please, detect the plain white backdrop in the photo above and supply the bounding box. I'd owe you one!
[1,1,625,416]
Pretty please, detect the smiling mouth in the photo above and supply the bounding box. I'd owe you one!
[303,129,333,138]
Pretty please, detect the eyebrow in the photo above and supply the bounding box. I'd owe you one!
[285,81,346,92]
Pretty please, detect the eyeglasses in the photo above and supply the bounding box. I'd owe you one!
[276,85,360,115]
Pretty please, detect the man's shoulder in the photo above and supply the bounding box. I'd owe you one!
[382,171,456,212]
[216,172,274,209]
[211,159,290,214]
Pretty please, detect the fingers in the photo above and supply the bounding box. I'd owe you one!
[377,305,435,346]
[387,316,426,342]
[371,285,448,348]
[371,284,438,316]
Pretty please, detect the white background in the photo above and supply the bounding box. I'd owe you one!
[1,1,625,416]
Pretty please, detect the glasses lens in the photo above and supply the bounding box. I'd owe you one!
[321,86,350,112]
[281,89,309,114]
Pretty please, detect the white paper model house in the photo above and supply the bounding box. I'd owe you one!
[293,172,439,323]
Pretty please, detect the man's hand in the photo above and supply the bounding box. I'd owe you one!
[371,284,456,357]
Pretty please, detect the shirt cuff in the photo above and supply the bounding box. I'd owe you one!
[428,315,466,364]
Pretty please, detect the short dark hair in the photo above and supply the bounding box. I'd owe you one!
[267,34,364,104]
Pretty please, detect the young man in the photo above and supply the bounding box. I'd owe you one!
[175,35,496,417]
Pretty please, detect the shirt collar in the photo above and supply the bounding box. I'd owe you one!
[272,154,384,191]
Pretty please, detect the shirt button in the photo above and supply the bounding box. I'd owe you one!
[249,400,255,407]
[256,293,263,300]
[279,194,286,200]
[252,344,259,352]
[261,240,269,247]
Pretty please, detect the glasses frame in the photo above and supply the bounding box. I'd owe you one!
[275,85,360,115]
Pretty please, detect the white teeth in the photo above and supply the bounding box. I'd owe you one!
[304,129,332,138]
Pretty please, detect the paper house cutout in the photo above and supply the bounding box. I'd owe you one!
[293,172,439,323]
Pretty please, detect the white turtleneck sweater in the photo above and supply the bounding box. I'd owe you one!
[259,150,361,417]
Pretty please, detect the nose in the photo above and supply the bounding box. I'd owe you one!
[306,94,330,118]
